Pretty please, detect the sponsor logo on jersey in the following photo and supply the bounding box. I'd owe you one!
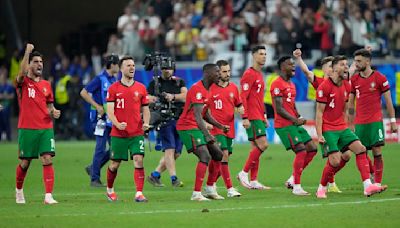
[329,93,335,97]
[213,94,219,98]
[116,93,122,96]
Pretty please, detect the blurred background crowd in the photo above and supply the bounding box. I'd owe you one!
[0,0,400,141]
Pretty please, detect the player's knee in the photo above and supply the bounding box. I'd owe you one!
[109,161,120,171]
[371,147,382,156]
[328,154,341,167]
[20,159,31,170]
[198,151,211,164]
[341,151,352,161]
[294,143,306,152]
[222,153,229,162]
[41,156,52,166]
[133,155,144,167]
[306,141,317,152]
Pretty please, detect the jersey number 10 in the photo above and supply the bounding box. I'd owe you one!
[214,99,223,110]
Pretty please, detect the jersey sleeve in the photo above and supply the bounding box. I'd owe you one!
[240,72,254,119]
[106,85,116,102]
[234,85,242,107]
[311,77,324,90]
[350,76,356,94]
[190,86,206,105]
[85,76,100,93]
[270,80,283,98]
[47,82,54,103]
[377,73,390,93]
[141,85,149,106]
[316,83,328,103]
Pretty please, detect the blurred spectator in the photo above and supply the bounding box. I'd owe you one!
[138,19,158,54]
[175,20,199,61]
[118,5,144,59]
[232,17,248,52]
[78,55,94,86]
[378,14,395,56]
[106,34,123,57]
[165,22,182,57]
[50,44,65,83]
[91,47,102,75]
[151,0,173,22]
[298,0,323,13]
[54,57,71,138]
[65,73,84,140]
[349,8,367,50]
[388,14,400,57]
[258,23,277,66]
[278,17,298,56]
[363,9,381,55]
[298,8,318,58]
[335,13,354,56]
[139,6,161,30]
[9,49,21,83]
[0,66,14,141]
[314,12,333,56]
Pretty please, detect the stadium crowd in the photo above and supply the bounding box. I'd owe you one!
[1,0,400,141]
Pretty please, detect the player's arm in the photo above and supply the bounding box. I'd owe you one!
[193,104,214,143]
[293,49,314,83]
[106,101,126,130]
[173,86,187,102]
[204,109,229,132]
[316,102,326,144]
[240,73,254,128]
[17,43,35,84]
[383,90,398,133]
[47,103,61,119]
[141,105,150,131]
[348,93,355,130]
[273,96,305,125]
[146,80,158,103]
[80,88,105,116]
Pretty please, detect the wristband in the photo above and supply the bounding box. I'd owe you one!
[390,118,396,123]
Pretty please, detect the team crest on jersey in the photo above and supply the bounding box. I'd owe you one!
[318,90,323,97]
[274,88,280,95]
[196,92,202,100]
[369,82,376,91]
[42,87,47,95]
[243,83,249,91]
[134,91,139,97]
[229,92,234,98]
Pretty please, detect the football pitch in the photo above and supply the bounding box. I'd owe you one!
[1,141,400,227]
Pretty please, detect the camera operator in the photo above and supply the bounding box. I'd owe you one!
[146,65,187,187]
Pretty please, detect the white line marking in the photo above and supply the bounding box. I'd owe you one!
[1,198,399,218]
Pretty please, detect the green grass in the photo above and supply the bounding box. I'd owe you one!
[1,141,400,227]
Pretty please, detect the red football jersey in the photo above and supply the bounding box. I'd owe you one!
[311,76,325,90]
[16,76,54,129]
[270,76,299,128]
[107,81,149,137]
[316,78,351,132]
[240,67,266,120]
[177,81,208,130]
[351,71,390,124]
[208,83,241,138]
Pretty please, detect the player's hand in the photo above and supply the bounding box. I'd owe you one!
[318,135,326,144]
[293,49,302,58]
[142,123,150,131]
[242,119,250,129]
[205,133,215,144]
[117,122,127,130]
[164,93,175,102]
[51,109,61,119]
[96,105,105,116]
[222,125,230,133]
[205,123,213,130]
[148,95,158,103]
[390,122,398,133]
[293,117,306,126]
[237,106,245,115]
[26,43,34,53]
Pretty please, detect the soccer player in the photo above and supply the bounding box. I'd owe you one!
[15,43,61,204]
[237,45,270,190]
[293,49,346,193]
[81,54,119,187]
[315,55,386,198]
[203,60,243,199]
[177,63,229,201]
[271,56,318,196]
[348,49,398,186]
[105,56,150,202]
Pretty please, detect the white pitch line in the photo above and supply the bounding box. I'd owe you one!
[1,198,399,218]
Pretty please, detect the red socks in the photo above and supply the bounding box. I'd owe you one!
[221,162,232,189]
[356,153,370,181]
[107,168,117,188]
[243,147,262,173]
[16,165,27,189]
[194,162,208,191]
[206,160,216,186]
[374,155,383,183]
[328,158,348,183]
[207,160,221,186]
[43,164,55,193]
[293,151,307,184]
[250,157,260,181]
[134,168,145,192]
[366,154,375,174]
[303,151,317,169]
[320,161,336,186]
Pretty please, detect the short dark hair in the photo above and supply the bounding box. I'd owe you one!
[29,51,43,63]
[216,60,229,68]
[353,48,372,60]
[203,63,217,73]
[321,56,334,67]
[251,45,266,54]
[118,56,134,68]
[332,55,347,67]
[105,54,120,69]
[277,56,292,70]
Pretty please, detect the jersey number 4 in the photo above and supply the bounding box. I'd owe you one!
[329,99,335,108]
